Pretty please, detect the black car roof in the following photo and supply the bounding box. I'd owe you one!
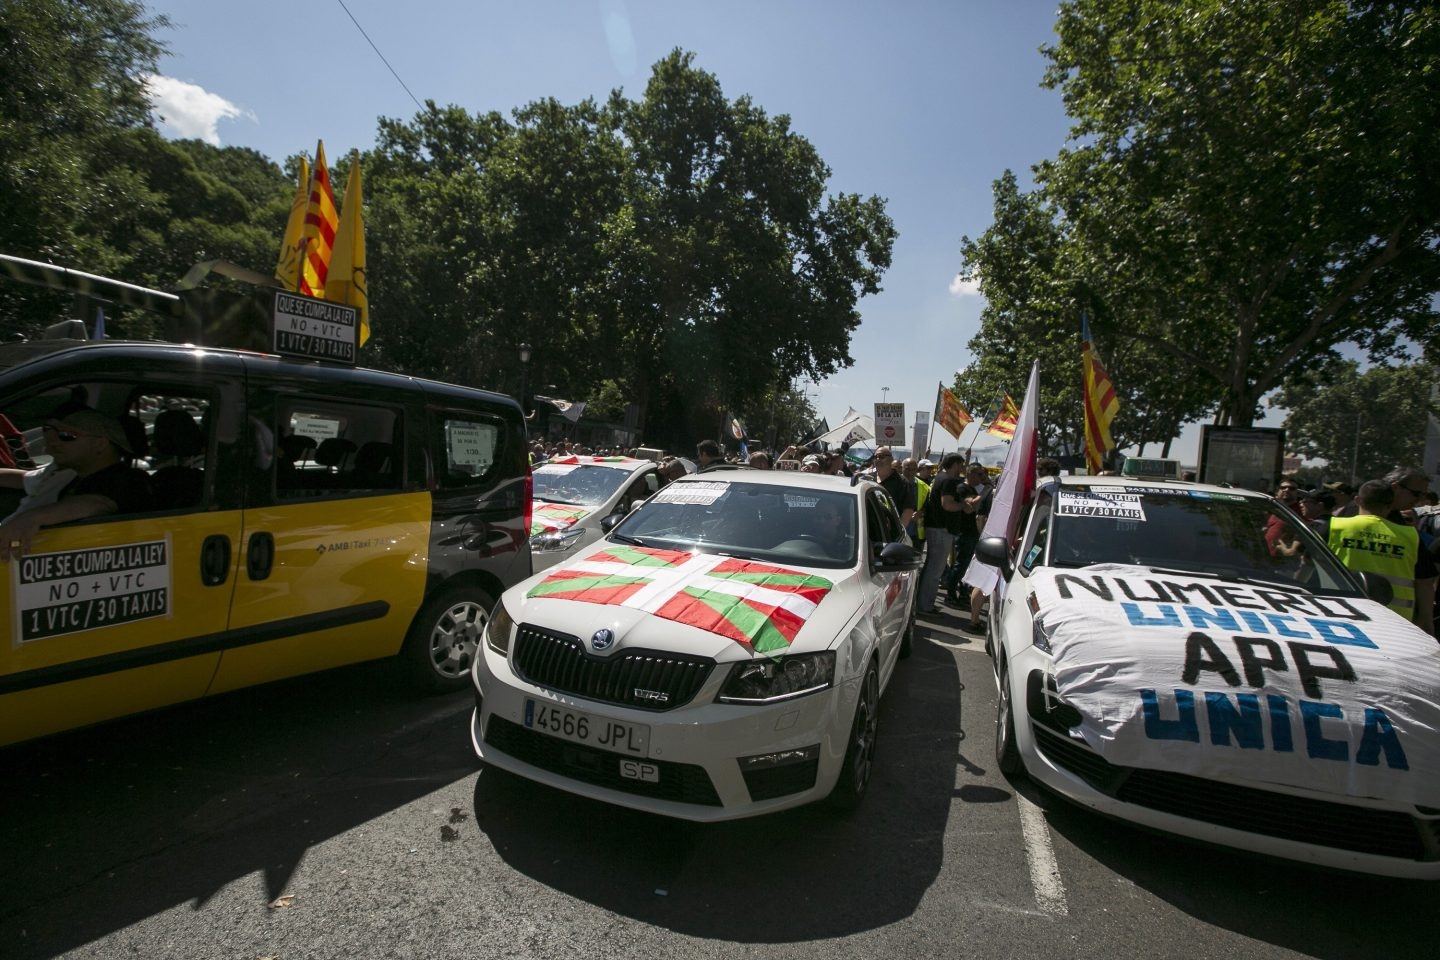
[0,340,519,411]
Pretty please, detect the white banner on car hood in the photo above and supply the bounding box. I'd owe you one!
[1030,563,1440,806]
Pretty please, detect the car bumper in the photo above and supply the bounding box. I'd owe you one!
[471,643,861,821]
[1004,647,1440,879]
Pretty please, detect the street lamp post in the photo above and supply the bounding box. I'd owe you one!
[882,386,890,403]
[518,343,532,417]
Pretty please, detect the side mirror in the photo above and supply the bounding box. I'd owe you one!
[1358,570,1393,607]
[600,512,625,533]
[877,540,923,570]
[974,536,1012,577]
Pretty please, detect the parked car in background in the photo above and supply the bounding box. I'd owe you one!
[529,455,661,570]
[473,468,922,819]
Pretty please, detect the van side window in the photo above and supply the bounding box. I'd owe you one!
[2,381,214,515]
[436,414,502,489]
[275,398,401,497]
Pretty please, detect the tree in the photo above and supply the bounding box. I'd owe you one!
[1036,0,1440,426]
[1274,361,1438,481]
[958,171,1214,459]
[0,0,171,336]
[364,51,894,447]
[613,50,895,444]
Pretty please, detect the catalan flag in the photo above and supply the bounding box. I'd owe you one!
[273,156,310,291]
[328,155,369,345]
[300,140,339,298]
[1082,313,1119,473]
[984,392,1020,440]
[934,383,973,439]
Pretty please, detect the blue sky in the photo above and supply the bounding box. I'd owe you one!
[143,0,1226,463]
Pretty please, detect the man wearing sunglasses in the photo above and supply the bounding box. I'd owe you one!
[0,408,151,561]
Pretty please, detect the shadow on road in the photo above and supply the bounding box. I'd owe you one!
[471,630,966,942]
[0,658,479,959]
[1009,759,1437,959]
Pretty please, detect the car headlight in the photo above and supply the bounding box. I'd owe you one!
[485,600,516,655]
[1032,614,1054,655]
[717,652,835,704]
[531,526,586,553]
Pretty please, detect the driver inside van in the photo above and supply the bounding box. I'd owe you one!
[0,408,152,561]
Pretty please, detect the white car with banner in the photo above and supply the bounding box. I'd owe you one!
[529,455,662,570]
[975,476,1440,878]
[472,468,922,819]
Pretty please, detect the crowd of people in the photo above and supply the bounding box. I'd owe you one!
[1269,467,1439,637]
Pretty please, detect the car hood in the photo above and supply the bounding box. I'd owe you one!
[1029,563,1440,807]
[506,540,864,660]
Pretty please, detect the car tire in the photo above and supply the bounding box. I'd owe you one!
[829,661,880,811]
[402,584,495,693]
[995,654,1024,777]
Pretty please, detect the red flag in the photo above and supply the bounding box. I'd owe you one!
[934,383,973,439]
[964,362,1039,596]
[985,393,1020,440]
[1082,314,1120,473]
[300,140,339,298]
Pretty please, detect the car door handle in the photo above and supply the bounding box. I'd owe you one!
[246,532,275,581]
[200,534,231,586]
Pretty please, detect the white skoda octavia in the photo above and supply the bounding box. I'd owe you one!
[975,476,1440,878]
[472,467,921,820]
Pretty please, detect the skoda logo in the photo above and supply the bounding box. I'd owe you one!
[590,628,615,652]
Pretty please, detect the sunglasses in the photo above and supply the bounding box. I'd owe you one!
[42,424,89,443]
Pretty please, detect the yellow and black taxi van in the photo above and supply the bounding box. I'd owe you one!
[0,340,532,747]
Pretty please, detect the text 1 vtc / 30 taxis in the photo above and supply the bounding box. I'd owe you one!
[471,467,922,820]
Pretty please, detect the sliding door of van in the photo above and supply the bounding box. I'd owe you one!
[209,363,431,693]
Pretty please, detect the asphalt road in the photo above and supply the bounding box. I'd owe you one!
[1,612,1432,960]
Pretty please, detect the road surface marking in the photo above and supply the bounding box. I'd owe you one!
[1016,791,1069,917]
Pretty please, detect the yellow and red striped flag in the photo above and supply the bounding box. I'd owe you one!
[934,382,973,439]
[1082,314,1120,473]
[300,140,339,298]
[273,156,310,291]
[327,155,369,345]
[984,393,1020,440]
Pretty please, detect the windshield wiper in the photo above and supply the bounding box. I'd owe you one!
[1145,567,1307,594]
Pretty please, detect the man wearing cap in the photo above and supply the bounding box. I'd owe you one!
[800,454,824,474]
[1326,481,1357,517]
[0,408,152,560]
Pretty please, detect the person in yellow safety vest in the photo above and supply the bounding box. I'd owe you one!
[1328,479,1420,624]
[908,457,935,548]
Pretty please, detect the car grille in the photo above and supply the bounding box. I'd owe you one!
[1025,670,1440,863]
[512,623,715,711]
[485,716,722,806]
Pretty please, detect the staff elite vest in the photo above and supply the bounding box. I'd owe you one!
[1327,514,1419,621]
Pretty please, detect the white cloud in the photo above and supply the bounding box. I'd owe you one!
[948,272,981,297]
[144,74,254,146]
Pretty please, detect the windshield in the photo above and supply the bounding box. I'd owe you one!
[611,479,858,568]
[532,463,632,506]
[1041,486,1361,594]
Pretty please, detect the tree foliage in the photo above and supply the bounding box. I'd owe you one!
[1274,361,1438,481]
[962,0,1440,438]
[363,50,894,446]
